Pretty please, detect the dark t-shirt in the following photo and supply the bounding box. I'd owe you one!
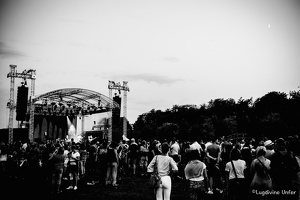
[128,143,139,159]
[207,144,220,159]
[206,144,220,166]
[88,145,97,161]
[107,148,118,163]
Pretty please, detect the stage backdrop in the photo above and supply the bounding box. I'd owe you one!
[33,112,110,142]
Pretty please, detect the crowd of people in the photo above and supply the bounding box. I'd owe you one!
[1,135,300,200]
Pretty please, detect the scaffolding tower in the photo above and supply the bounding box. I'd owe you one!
[7,65,36,144]
[108,81,130,142]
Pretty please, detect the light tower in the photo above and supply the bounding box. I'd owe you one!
[108,81,130,142]
[7,65,36,144]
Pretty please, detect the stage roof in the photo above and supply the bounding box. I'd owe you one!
[32,88,119,115]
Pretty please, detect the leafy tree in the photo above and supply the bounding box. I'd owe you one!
[156,123,179,141]
[132,90,300,142]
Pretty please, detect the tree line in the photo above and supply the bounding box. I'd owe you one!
[128,90,300,142]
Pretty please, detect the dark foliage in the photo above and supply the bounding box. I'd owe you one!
[133,90,300,141]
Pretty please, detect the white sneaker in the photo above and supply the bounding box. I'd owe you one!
[73,186,78,190]
[207,190,213,194]
[66,186,73,190]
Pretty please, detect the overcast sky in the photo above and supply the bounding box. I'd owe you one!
[0,0,299,129]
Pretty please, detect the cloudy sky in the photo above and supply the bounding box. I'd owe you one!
[0,0,299,129]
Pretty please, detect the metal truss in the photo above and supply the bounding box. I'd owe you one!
[33,88,119,116]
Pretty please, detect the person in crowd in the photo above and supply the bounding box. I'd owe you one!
[0,142,8,190]
[249,146,272,200]
[264,140,274,160]
[86,140,98,185]
[97,141,108,186]
[206,137,221,194]
[190,139,203,155]
[170,138,180,164]
[205,138,213,152]
[219,141,233,193]
[225,147,247,200]
[220,142,233,170]
[184,149,209,200]
[270,138,299,200]
[128,138,139,176]
[49,146,65,194]
[41,142,54,189]
[147,142,178,200]
[78,142,88,180]
[62,144,71,181]
[177,141,190,179]
[27,142,42,189]
[117,140,128,179]
[66,145,80,190]
[139,140,149,176]
[241,139,252,185]
[148,140,156,164]
[199,140,206,161]
[105,141,119,187]
[287,136,300,200]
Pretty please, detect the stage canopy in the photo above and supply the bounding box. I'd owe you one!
[32,88,119,116]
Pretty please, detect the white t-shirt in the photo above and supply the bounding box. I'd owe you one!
[170,142,180,156]
[225,159,247,179]
[147,155,178,177]
[190,142,202,152]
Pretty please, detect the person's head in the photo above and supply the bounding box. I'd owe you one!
[225,142,233,153]
[58,146,64,154]
[161,142,170,154]
[264,140,273,150]
[275,138,286,151]
[230,148,241,160]
[235,143,241,150]
[256,146,266,157]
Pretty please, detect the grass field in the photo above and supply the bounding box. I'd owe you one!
[6,174,219,200]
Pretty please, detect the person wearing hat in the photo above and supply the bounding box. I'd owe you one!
[264,140,274,160]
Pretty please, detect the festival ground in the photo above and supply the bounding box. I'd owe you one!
[6,175,220,200]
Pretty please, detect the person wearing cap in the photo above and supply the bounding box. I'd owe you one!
[264,140,274,160]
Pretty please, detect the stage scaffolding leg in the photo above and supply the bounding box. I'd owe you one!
[8,65,16,144]
[108,88,112,142]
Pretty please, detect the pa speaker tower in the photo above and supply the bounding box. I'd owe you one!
[16,85,28,121]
